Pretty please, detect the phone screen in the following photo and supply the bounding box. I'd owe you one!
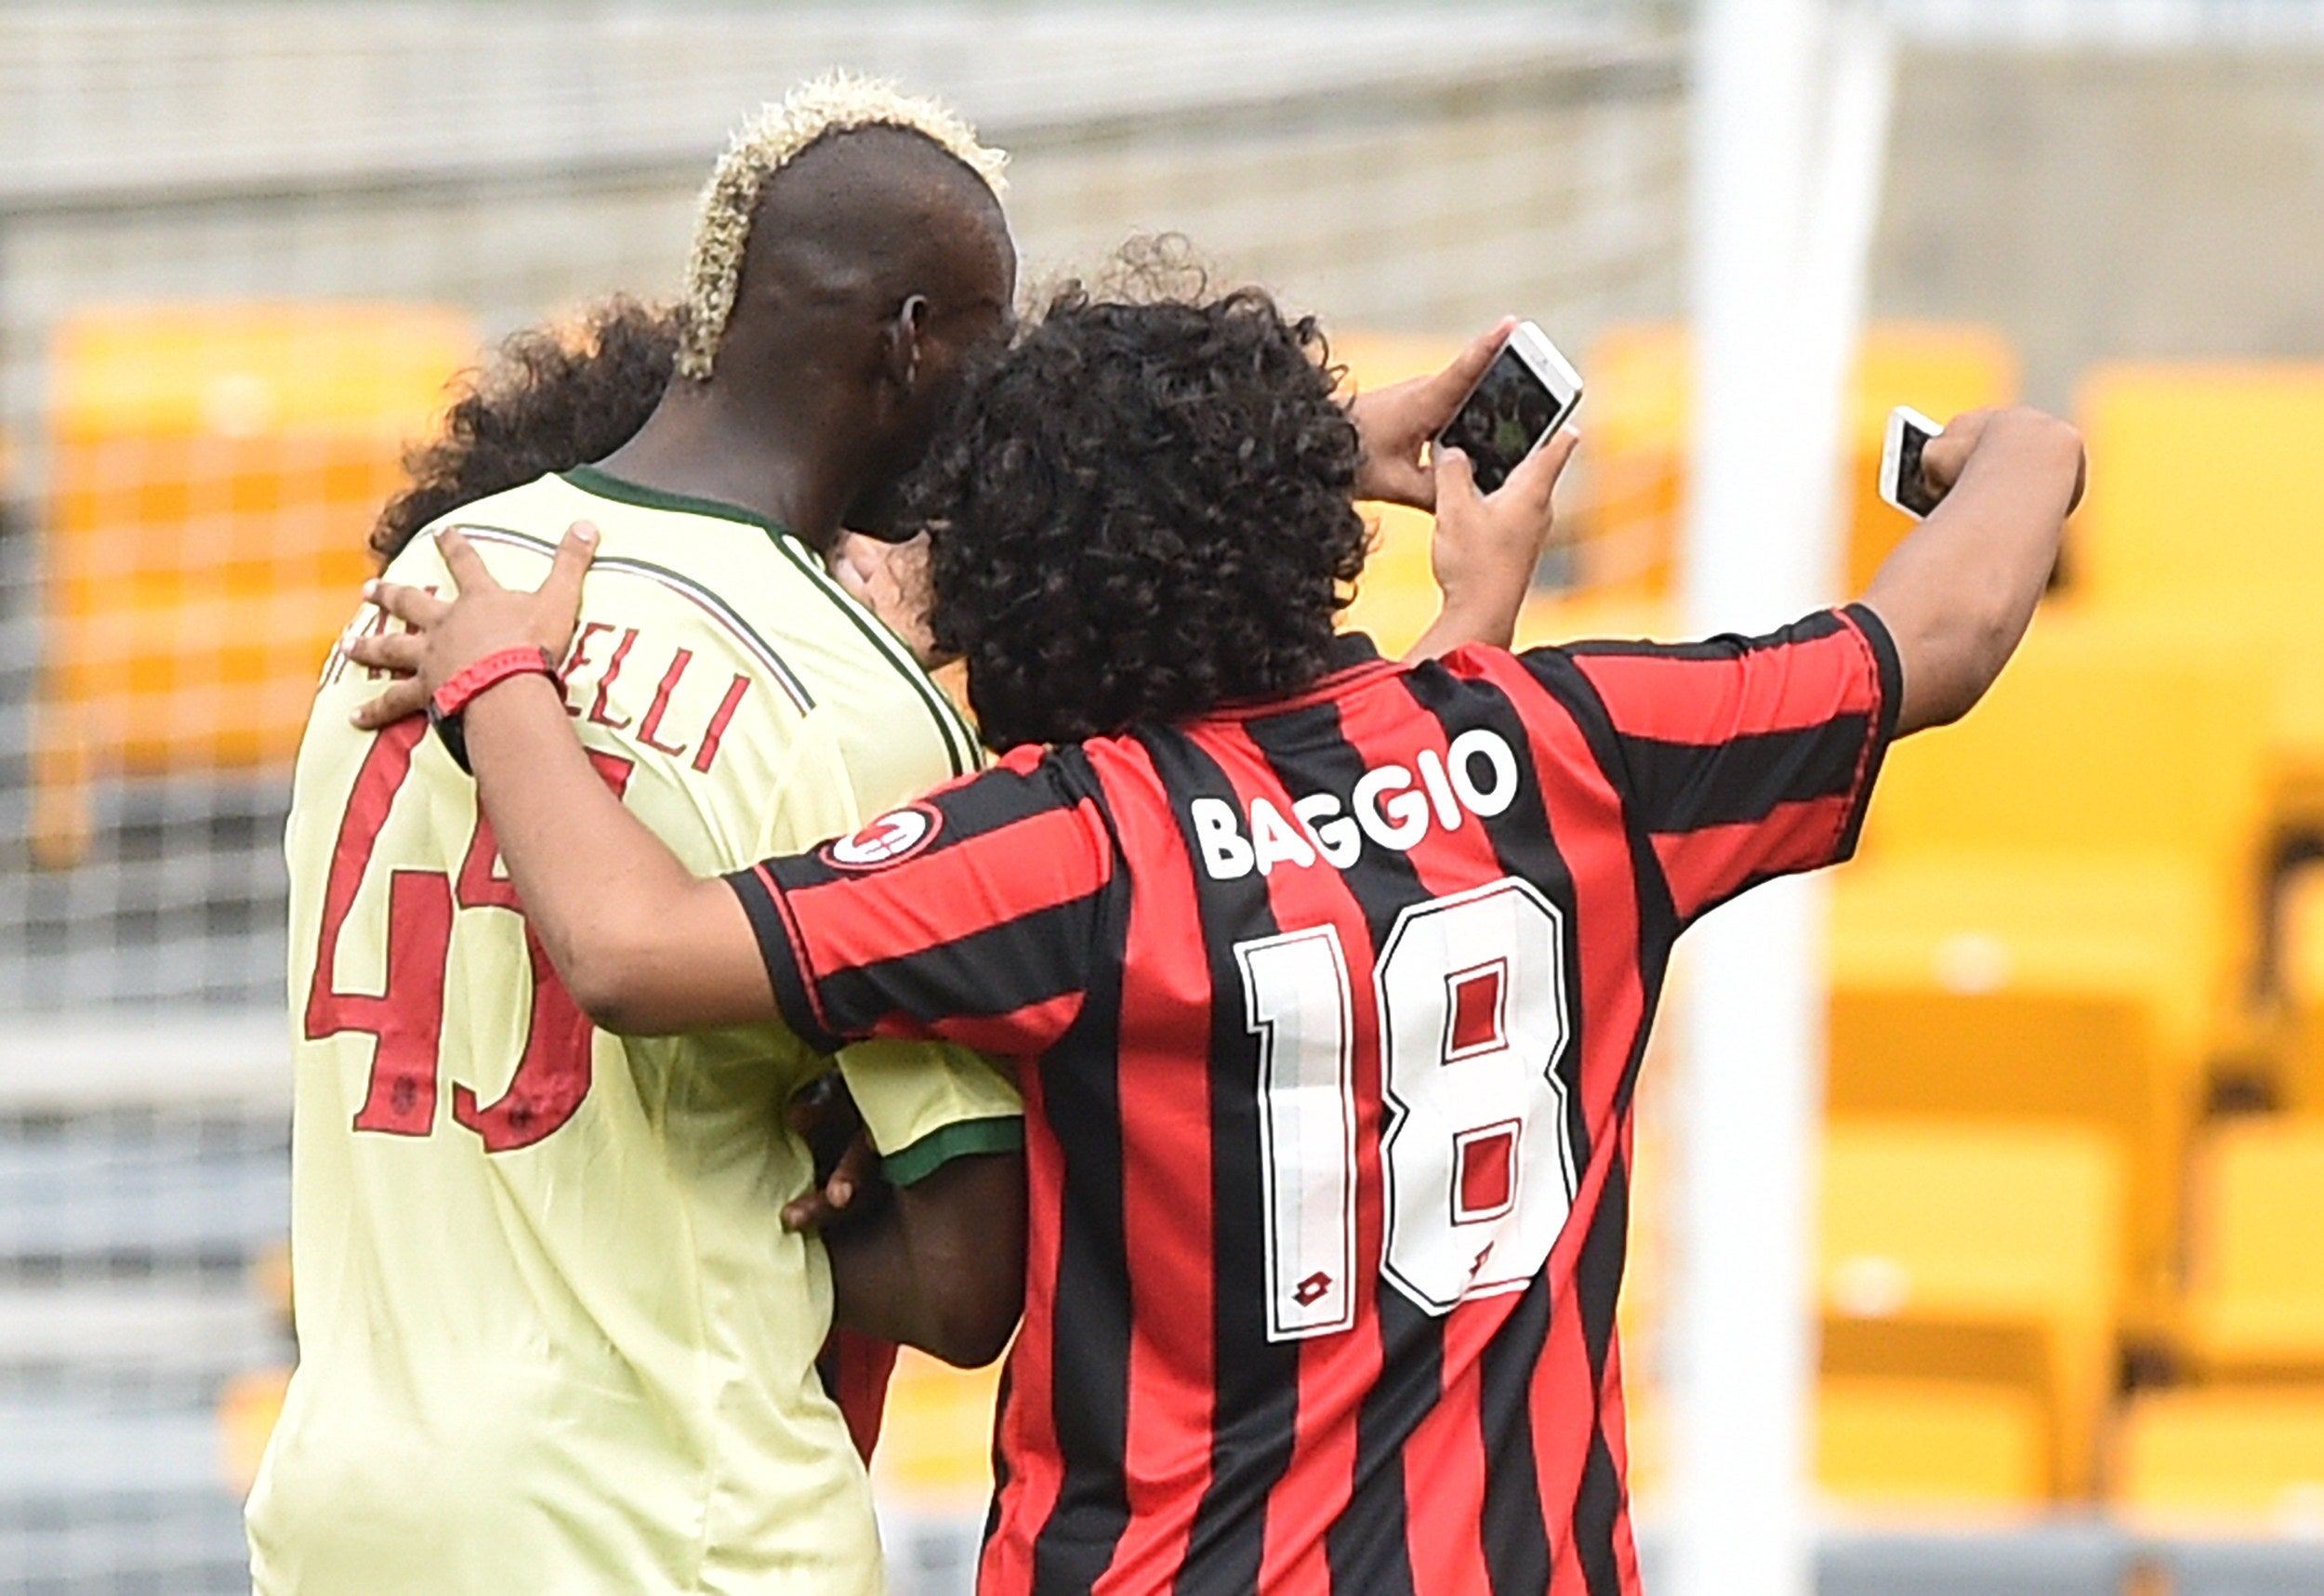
[1439,346,1570,495]
[1895,421,1944,518]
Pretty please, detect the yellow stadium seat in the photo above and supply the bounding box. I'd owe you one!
[1583,322,2018,601]
[1829,610,2274,1326]
[32,302,476,866]
[2283,867,2324,1112]
[2072,363,2324,1022]
[2115,1386,2324,1523]
[871,1348,1004,1512]
[2072,363,2324,637]
[1818,1120,2125,1498]
[1818,1375,2050,1509]
[2179,1117,2324,1379]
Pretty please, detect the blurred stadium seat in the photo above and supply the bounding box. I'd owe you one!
[1817,1375,2050,1507]
[1576,323,1687,599]
[2116,1386,2324,1523]
[2281,867,2324,1112]
[2072,363,2324,1064]
[1828,609,2274,1327]
[31,302,475,867]
[2178,1117,2324,1380]
[872,1351,1004,1508]
[2071,363,2324,638]
[1817,1120,2125,1499]
[1581,322,2018,600]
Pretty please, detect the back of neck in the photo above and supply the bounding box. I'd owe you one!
[593,384,844,552]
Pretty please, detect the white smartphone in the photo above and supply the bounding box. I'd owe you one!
[1880,405,1947,520]
[1435,321,1583,495]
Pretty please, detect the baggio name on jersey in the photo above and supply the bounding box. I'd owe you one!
[1191,727,1523,880]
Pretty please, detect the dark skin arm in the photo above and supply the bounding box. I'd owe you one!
[814,1151,1026,1368]
[783,1075,1025,1367]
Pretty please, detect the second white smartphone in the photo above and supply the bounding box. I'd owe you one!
[1880,405,1946,520]
[1435,321,1583,495]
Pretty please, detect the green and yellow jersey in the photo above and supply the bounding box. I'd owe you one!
[249,467,1020,1594]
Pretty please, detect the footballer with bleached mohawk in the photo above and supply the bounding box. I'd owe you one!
[678,72,1009,381]
[261,73,1025,1594]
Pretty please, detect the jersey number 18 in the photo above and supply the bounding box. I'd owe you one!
[1237,877,1579,1339]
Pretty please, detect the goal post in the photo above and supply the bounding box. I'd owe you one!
[1665,3,1896,1593]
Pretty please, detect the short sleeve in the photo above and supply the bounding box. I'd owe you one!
[838,1037,1023,1186]
[723,745,1117,1060]
[1528,604,1901,922]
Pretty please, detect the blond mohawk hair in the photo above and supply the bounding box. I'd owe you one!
[676,73,1009,381]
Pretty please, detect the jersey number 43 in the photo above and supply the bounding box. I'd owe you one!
[1236,877,1579,1339]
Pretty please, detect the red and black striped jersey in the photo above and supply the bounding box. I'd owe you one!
[728,606,1900,1596]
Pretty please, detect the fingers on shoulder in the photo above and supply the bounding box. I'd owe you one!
[362,579,447,628]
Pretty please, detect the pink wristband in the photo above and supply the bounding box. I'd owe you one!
[429,645,559,720]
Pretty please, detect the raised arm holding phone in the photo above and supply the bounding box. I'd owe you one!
[337,272,2081,1595]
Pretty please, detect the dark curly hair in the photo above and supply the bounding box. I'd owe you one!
[371,297,681,564]
[916,270,1367,750]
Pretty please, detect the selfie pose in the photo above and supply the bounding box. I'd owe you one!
[350,272,2081,1593]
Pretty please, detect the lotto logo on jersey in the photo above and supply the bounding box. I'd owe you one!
[824,804,944,870]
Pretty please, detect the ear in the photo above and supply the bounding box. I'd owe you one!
[879,295,931,399]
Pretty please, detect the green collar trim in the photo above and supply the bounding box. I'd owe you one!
[561,464,791,544]
[880,1115,1026,1188]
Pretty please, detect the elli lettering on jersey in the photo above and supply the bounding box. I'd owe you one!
[1191,728,1522,880]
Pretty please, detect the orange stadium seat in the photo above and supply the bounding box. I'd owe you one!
[1582,323,2019,600]
[2177,1117,2324,1380]
[1817,1120,2125,1499]
[1827,610,2273,1331]
[218,1240,297,1495]
[2115,1385,2324,1523]
[31,302,476,866]
[1512,586,1682,656]
[1575,324,1688,600]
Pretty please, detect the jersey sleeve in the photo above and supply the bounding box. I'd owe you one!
[1526,603,1902,923]
[723,745,1117,1061]
[837,1038,1023,1185]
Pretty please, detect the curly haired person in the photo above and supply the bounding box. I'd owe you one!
[348,272,2081,1593]
[271,65,1535,1588]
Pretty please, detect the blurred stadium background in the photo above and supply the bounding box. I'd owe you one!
[4,1,2324,1591]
